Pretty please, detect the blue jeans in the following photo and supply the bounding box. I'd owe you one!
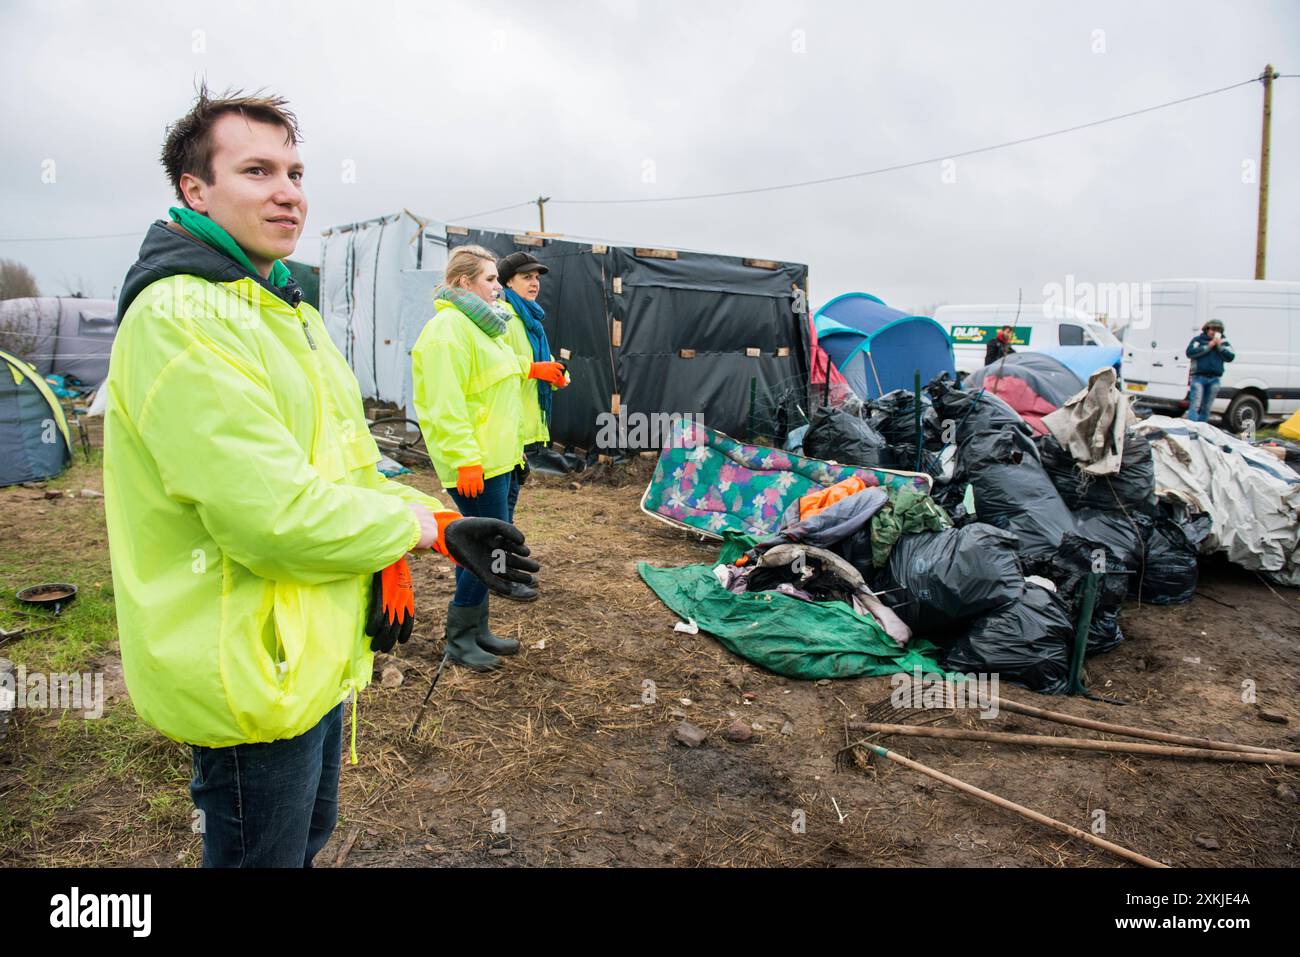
[190,702,343,868]
[447,471,513,606]
[506,468,521,523]
[1186,375,1221,423]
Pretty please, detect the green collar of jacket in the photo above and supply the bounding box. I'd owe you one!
[168,206,293,289]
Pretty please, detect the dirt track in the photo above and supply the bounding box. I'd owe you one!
[2,454,1298,868]
[335,464,1300,868]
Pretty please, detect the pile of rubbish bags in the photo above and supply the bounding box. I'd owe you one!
[734,372,1225,692]
[642,369,1294,694]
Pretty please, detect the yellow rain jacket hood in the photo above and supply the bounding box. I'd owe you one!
[412,297,524,488]
[104,221,441,748]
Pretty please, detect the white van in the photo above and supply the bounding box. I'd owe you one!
[935,304,1119,376]
[1120,280,1300,432]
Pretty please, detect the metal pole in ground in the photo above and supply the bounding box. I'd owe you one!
[409,649,451,738]
[1067,571,1126,705]
[913,369,922,471]
[1068,571,1098,696]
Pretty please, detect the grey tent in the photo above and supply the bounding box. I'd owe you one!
[1,348,72,487]
[0,297,117,387]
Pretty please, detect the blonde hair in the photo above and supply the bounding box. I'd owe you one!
[442,245,496,291]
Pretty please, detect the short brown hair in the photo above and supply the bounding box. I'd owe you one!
[160,83,302,205]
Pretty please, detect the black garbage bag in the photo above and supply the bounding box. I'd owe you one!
[959,428,1075,559]
[1029,533,1129,657]
[874,443,942,474]
[802,406,887,467]
[1037,430,1157,515]
[1037,433,1084,508]
[1138,500,1212,605]
[1072,508,1148,571]
[927,373,1032,446]
[527,446,587,474]
[943,584,1073,694]
[868,389,932,447]
[929,477,969,515]
[871,524,1024,639]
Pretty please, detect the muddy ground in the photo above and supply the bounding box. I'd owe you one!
[1,428,1298,868]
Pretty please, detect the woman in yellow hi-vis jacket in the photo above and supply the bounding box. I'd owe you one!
[412,246,534,671]
[496,251,570,525]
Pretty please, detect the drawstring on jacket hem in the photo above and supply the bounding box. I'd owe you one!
[349,688,359,765]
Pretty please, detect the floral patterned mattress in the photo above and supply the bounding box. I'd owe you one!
[640,419,931,539]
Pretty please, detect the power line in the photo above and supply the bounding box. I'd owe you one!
[0,74,1288,242]
[441,200,537,224]
[0,230,143,244]
[551,75,1267,205]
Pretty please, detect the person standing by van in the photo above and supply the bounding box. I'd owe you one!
[1184,319,1235,423]
[983,325,1016,367]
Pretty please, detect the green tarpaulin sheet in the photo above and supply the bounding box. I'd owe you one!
[639,561,944,681]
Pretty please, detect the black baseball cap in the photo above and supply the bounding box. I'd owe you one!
[497,251,549,285]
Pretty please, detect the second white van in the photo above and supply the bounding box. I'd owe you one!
[1120,279,1300,432]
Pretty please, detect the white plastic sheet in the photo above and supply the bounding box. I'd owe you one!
[1135,416,1300,586]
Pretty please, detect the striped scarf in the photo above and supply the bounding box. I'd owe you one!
[436,285,507,337]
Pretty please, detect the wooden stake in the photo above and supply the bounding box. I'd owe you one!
[991,693,1294,757]
[848,721,1300,767]
[855,740,1167,868]
[332,826,360,868]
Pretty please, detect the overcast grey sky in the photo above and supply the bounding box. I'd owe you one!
[1,0,1296,313]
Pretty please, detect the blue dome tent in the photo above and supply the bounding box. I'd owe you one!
[1,349,72,487]
[1038,344,1123,383]
[813,293,955,401]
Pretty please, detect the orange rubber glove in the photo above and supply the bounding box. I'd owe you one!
[366,557,415,653]
[431,510,460,562]
[528,361,568,388]
[456,464,485,498]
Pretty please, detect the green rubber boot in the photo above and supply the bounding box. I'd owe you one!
[475,597,520,657]
[444,602,501,671]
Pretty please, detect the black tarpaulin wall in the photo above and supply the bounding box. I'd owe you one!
[448,228,809,450]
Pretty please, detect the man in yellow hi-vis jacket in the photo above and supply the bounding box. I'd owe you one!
[103,87,539,868]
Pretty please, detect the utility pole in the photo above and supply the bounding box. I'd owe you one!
[1254,64,1278,280]
[536,196,551,233]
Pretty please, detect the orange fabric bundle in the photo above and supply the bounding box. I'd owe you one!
[798,475,867,520]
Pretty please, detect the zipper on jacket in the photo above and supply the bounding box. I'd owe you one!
[301,318,317,350]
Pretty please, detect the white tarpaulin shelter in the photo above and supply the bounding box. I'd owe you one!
[319,210,449,409]
[1135,416,1300,585]
[0,296,117,386]
[397,269,444,423]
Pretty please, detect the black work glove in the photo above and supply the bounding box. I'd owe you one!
[442,517,540,599]
[366,557,415,653]
[514,460,531,487]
